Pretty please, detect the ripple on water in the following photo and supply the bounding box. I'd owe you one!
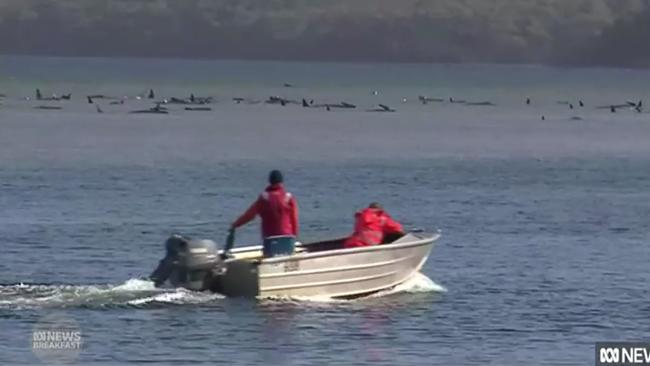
[0,273,444,310]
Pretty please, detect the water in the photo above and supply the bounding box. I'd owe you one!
[1,56,650,365]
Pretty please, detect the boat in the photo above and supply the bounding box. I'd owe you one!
[149,232,439,299]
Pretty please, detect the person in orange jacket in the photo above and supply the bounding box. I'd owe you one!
[231,170,299,257]
[343,203,405,248]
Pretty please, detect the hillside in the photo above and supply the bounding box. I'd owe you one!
[0,0,648,66]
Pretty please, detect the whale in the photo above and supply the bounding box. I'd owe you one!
[465,101,496,106]
[367,104,396,112]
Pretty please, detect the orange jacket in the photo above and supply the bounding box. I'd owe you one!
[232,184,299,238]
[343,208,404,248]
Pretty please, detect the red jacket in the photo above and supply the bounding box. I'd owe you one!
[232,184,299,238]
[344,208,404,248]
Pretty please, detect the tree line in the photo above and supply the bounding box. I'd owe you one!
[0,0,648,67]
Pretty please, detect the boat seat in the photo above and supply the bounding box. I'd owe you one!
[300,239,346,253]
[232,245,307,261]
[383,233,404,244]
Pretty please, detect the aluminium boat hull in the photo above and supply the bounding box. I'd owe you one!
[211,232,438,298]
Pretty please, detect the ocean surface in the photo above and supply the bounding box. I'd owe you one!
[1,56,650,365]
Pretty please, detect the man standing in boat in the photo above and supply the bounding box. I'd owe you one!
[344,203,404,248]
[230,170,299,257]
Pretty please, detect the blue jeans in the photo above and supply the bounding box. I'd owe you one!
[263,236,296,257]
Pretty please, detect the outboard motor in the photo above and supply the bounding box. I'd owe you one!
[149,234,222,291]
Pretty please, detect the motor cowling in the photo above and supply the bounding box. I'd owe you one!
[151,234,222,291]
[177,238,220,270]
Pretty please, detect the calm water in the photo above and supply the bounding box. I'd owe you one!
[1,56,650,365]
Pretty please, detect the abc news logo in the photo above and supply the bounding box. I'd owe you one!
[596,343,650,366]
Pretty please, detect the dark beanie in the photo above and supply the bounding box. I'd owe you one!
[269,170,283,184]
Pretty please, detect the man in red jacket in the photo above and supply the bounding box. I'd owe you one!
[231,170,299,257]
[344,203,405,248]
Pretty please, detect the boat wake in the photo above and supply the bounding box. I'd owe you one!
[0,278,223,309]
[0,273,443,309]
[367,272,446,298]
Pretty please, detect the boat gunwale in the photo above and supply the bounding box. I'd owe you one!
[258,233,439,265]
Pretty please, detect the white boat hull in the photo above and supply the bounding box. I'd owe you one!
[218,232,438,298]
